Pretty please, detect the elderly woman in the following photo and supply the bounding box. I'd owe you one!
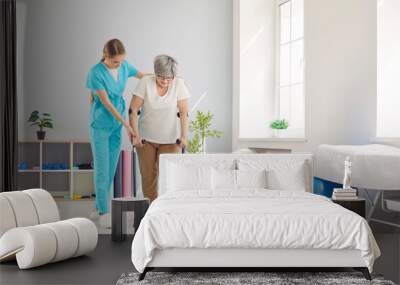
[129,55,190,201]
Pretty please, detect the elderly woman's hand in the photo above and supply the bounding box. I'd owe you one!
[177,136,187,149]
[132,135,144,147]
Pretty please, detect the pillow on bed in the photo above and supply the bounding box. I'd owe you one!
[266,163,307,191]
[236,169,267,188]
[212,168,237,190]
[167,163,213,191]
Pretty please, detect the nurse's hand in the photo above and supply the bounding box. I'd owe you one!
[123,122,136,141]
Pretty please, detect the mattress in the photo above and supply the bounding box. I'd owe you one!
[131,189,380,273]
[315,144,400,190]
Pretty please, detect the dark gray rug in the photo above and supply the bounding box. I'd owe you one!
[116,271,396,285]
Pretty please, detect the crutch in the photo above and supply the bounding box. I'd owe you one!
[176,111,188,154]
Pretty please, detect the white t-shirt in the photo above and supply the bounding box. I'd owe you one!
[106,66,119,81]
[133,75,190,144]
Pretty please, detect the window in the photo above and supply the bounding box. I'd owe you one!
[234,0,305,140]
[377,0,400,138]
[276,0,305,137]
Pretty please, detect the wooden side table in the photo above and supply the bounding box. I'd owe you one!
[332,198,366,218]
[112,197,149,242]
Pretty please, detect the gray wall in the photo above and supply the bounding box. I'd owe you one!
[17,0,232,152]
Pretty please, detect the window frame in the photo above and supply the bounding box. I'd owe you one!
[274,0,306,138]
[232,0,307,145]
[376,0,400,139]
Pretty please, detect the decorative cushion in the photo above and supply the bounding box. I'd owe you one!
[167,163,213,192]
[237,169,267,188]
[266,163,307,191]
[211,169,268,190]
[212,168,237,190]
[238,158,311,192]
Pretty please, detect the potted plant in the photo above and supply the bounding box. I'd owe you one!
[28,110,54,140]
[187,111,223,154]
[270,119,289,137]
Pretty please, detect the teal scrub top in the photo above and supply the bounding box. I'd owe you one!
[86,60,138,129]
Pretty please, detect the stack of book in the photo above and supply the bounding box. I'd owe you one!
[332,188,358,200]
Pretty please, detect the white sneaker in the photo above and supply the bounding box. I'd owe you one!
[98,213,111,228]
[89,211,100,221]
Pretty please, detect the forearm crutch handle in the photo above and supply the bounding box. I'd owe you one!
[176,139,185,154]
[129,108,141,116]
[177,112,189,118]
[132,139,146,148]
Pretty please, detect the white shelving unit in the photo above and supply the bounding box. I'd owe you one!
[18,141,94,200]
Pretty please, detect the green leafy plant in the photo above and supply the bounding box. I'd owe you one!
[187,111,223,154]
[28,110,54,131]
[270,119,289,130]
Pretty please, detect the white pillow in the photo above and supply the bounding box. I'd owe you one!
[212,168,237,190]
[236,169,267,188]
[167,163,212,192]
[266,163,307,191]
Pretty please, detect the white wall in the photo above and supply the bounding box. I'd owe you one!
[233,0,377,153]
[17,0,232,152]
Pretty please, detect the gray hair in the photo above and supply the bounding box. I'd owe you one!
[154,55,177,78]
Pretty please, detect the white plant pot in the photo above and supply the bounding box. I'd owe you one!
[272,129,287,138]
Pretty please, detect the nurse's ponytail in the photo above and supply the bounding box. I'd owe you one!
[101,39,126,62]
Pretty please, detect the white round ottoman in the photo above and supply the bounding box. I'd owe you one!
[0,189,98,269]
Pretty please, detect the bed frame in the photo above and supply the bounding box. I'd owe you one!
[138,248,371,280]
[138,154,372,281]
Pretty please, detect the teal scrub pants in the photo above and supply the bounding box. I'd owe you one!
[89,97,124,214]
[90,125,122,214]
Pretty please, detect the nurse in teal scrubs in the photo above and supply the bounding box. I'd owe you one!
[86,39,144,227]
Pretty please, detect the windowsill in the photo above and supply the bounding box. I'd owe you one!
[370,137,400,143]
[238,137,307,142]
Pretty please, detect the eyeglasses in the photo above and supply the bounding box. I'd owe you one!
[156,75,174,81]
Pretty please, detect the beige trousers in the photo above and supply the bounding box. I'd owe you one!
[136,142,180,202]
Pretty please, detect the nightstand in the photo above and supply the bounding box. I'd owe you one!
[332,198,366,218]
[112,197,150,242]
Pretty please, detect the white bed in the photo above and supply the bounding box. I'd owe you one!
[316,144,400,190]
[316,144,400,227]
[131,154,380,280]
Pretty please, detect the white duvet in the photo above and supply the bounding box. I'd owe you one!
[131,190,380,273]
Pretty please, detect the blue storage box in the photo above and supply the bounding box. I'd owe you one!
[313,177,342,198]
